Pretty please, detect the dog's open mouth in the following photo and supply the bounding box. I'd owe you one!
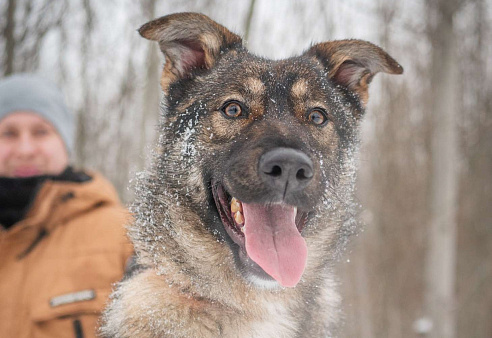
[212,182,309,287]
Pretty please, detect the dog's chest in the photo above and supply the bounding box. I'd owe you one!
[224,298,299,338]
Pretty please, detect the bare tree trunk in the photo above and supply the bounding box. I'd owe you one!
[243,0,256,43]
[3,0,16,76]
[424,1,460,337]
[139,0,160,170]
[75,0,94,167]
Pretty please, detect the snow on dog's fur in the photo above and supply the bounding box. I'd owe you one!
[100,12,402,337]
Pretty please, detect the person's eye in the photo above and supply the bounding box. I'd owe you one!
[33,128,50,137]
[0,130,17,138]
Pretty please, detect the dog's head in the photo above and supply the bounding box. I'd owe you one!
[134,13,402,291]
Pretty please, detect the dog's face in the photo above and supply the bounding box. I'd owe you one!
[134,13,402,290]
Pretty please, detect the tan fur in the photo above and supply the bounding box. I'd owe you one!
[103,269,341,337]
[291,79,309,99]
[245,77,265,96]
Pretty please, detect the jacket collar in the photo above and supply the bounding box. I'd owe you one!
[5,171,120,235]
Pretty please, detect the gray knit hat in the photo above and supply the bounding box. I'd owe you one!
[0,73,74,155]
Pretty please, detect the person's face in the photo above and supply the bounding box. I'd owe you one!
[0,111,69,177]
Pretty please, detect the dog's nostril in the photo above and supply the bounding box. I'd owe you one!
[296,167,314,181]
[267,165,282,177]
[296,168,308,181]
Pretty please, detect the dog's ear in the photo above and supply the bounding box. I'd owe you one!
[139,12,242,92]
[307,40,403,108]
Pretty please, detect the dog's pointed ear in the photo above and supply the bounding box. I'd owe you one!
[139,12,242,92]
[306,40,403,108]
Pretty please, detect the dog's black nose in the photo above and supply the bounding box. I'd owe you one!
[259,148,314,195]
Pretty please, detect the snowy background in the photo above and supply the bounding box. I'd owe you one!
[2,0,491,337]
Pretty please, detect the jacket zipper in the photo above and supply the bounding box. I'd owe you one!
[16,188,75,260]
[73,319,84,338]
[16,228,48,259]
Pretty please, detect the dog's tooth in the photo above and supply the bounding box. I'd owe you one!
[234,211,244,225]
[231,197,243,213]
[294,207,297,217]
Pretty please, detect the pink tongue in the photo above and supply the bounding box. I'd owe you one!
[242,203,307,287]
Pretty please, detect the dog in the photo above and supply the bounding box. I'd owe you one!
[100,12,402,337]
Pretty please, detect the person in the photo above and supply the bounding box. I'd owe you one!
[0,73,133,338]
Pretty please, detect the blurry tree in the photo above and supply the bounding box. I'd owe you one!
[423,0,462,336]
[455,0,492,336]
[338,0,429,336]
[139,0,160,171]
[3,0,16,75]
[338,1,492,338]
[243,0,257,42]
[75,0,95,168]
[1,0,68,76]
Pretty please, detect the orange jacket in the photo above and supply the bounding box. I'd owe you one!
[0,172,133,338]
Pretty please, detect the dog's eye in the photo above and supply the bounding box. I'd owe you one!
[221,101,245,119]
[307,108,329,126]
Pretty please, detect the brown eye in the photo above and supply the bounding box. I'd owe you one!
[221,101,246,119]
[307,108,329,126]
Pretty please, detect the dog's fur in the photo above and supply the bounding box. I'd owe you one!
[100,12,402,337]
